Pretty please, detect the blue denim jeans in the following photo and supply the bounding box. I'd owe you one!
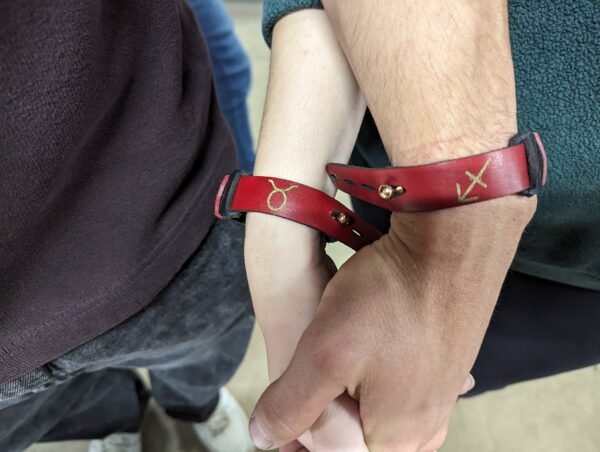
[0,221,254,451]
[190,0,255,172]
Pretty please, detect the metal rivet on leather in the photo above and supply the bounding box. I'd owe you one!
[331,211,351,225]
[378,184,405,200]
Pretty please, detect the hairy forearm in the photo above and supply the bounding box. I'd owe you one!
[322,0,517,165]
[321,0,535,315]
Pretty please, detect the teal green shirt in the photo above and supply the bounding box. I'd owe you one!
[263,1,600,290]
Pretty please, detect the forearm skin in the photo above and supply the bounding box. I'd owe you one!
[245,9,367,380]
[320,0,536,353]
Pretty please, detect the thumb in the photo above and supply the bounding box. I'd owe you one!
[249,337,345,449]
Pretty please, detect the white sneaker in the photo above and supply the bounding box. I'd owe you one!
[88,432,142,452]
[193,388,254,452]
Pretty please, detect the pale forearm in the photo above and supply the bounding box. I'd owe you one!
[246,9,366,379]
[253,9,366,193]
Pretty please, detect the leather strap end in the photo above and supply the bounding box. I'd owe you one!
[510,131,548,196]
[214,170,248,221]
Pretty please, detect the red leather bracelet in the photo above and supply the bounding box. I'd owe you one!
[215,172,383,251]
[215,131,546,250]
[327,131,547,212]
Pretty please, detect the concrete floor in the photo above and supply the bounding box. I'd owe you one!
[27,2,599,451]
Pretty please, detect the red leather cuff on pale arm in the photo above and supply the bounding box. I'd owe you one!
[215,172,383,251]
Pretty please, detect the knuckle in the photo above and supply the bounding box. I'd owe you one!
[310,339,350,382]
[303,318,364,382]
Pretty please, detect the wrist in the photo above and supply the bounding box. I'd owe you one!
[252,152,336,196]
[389,130,518,167]
[245,212,324,267]
[387,195,535,262]
[358,198,534,344]
[375,196,536,310]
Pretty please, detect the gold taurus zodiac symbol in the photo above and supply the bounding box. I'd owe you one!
[267,179,299,212]
[456,157,492,203]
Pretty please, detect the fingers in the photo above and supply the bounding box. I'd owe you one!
[459,373,476,395]
[275,394,368,452]
[308,394,369,452]
[249,333,346,449]
[359,369,462,451]
[419,420,450,452]
[280,441,307,452]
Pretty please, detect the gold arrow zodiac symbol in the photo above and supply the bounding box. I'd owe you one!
[267,179,299,211]
[456,157,492,203]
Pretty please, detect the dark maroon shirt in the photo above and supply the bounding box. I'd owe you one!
[0,0,235,384]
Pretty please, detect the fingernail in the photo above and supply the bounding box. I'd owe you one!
[249,412,273,449]
[468,374,476,390]
[459,374,476,395]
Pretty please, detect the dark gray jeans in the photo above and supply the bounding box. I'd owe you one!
[0,221,254,452]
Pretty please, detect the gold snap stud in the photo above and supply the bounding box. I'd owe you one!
[332,211,351,225]
[378,184,405,200]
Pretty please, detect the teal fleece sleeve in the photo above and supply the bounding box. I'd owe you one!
[355,2,600,290]
[262,0,323,46]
